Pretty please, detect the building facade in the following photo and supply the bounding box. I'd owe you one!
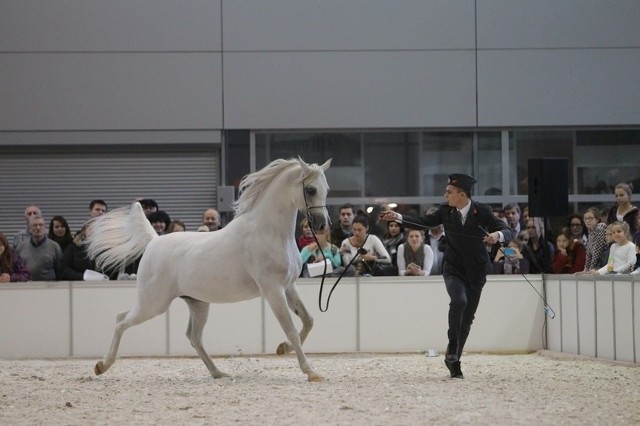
[1,1,639,234]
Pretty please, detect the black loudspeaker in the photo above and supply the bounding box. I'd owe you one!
[528,158,569,217]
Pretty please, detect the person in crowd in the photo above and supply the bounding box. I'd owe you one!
[517,230,529,245]
[492,207,506,222]
[340,211,391,276]
[331,203,355,248]
[61,224,112,281]
[397,229,433,276]
[382,220,405,268]
[503,203,524,235]
[424,206,446,275]
[166,220,186,233]
[138,199,159,217]
[16,214,62,281]
[297,218,315,251]
[202,208,221,231]
[606,183,638,236]
[0,233,31,282]
[492,239,529,274]
[522,217,554,274]
[521,205,529,222]
[12,204,42,247]
[597,224,614,270]
[552,227,586,274]
[579,207,608,273]
[567,213,588,246]
[633,214,640,246]
[299,224,343,276]
[631,235,640,275]
[196,225,209,232]
[148,211,171,235]
[591,221,636,275]
[381,173,511,379]
[89,199,108,218]
[48,215,74,252]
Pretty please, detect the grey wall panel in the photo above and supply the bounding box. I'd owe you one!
[0,130,221,146]
[0,53,222,130]
[223,0,475,51]
[477,49,640,126]
[0,0,221,52]
[477,0,640,49]
[224,51,476,129]
[0,145,219,237]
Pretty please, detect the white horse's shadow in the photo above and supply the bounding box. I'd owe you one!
[87,158,331,382]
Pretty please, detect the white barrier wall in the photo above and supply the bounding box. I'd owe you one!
[1,276,546,359]
[546,275,640,364]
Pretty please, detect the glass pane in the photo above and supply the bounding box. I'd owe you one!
[509,131,574,195]
[421,132,473,196]
[575,130,640,194]
[255,132,362,197]
[363,132,419,197]
[476,133,502,195]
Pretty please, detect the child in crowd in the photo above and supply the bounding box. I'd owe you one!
[591,221,636,275]
[552,227,586,274]
[493,239,529,274]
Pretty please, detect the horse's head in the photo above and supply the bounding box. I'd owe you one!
[297,157,332,231]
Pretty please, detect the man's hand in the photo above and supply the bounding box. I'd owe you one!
[379,211,398,222]
[482,232,500,245]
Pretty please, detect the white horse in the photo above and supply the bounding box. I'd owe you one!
[86,157,331,382]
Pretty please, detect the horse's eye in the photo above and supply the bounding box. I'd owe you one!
[305,186,317,196]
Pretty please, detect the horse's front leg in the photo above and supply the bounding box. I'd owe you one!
[277,285,313,356]
[264,289,322,382]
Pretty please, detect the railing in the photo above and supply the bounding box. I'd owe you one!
[8,274,639,364]
[545,274,639,363]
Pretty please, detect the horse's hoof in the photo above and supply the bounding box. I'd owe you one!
[276,342,289,355]
[213,371,231,379]
[307,373,324,382]
[94,361,105,376]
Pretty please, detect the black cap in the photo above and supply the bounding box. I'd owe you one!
[448,174,477,192]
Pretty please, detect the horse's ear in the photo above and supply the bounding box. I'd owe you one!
[320,158,332,171]
[297,156,313,177]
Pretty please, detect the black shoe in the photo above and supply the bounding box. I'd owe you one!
[449,361,464,379]
[444,357,463,379]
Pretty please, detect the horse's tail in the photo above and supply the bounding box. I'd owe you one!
[86,202,157,273]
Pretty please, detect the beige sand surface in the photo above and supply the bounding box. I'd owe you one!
[1,351,638,425]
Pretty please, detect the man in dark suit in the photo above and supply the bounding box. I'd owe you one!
[381,174,512,378]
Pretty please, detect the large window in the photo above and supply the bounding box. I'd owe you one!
[253,129,640,218]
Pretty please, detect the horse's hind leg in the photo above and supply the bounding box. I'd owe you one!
[95,306,158,375]
[277,285,314,355]
[182,296,229,378]
[264,290,322,382]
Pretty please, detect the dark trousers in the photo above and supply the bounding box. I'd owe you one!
[443,266,485,359]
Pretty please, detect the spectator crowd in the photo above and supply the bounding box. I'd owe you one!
[2,182,640,283]
[0,198,222,282]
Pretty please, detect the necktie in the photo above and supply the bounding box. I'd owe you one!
[456,209,464,225]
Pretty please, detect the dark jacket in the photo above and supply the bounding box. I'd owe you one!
[607,206,639,236]
[402,201,512,283]
[61,242,118,280]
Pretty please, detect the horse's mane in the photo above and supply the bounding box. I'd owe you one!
[233,158,323,217]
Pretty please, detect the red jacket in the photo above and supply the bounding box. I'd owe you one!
[552,241,586,274]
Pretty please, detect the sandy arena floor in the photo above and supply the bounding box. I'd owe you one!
[1,351,638,425]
